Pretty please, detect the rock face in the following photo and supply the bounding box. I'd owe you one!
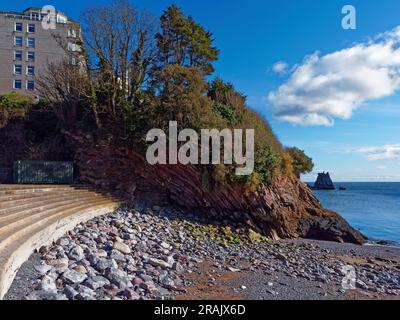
[64,131,366,245]
[313,172,335,190]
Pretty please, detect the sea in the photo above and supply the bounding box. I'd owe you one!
[310,183,400,246]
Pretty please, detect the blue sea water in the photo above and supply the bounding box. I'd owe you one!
[311,183,400,245]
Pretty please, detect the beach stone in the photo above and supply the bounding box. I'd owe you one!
[62,270,87,284]
[64,285,79,299]
[74,265,87,274]
[76,286,96,300]
[56,238,70,246]
[148,258,170,270]
[95,258,118,271]
[140,281,158,294]
[84,276,110,290]
[105,268,132,289]
[113,241,131,254]
[47,258,69,268]
[34,264,52,275]
[40,275,57,293]
[68,246,85,261]
[97,250,108,258]
[132,277,143,287]
[110,250,126,262]
[122,288,141,300]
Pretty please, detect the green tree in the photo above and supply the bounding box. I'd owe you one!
[208,78,245,125]
[286,147,314,178]
[156,5,219,74]
[151,64,217,132]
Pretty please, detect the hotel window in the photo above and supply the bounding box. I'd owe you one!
[27,66,35,76]
[27,24,35,33]
[15,22,23,32]
[27,52,35,62]
[14,36,23,46]
[31,13,40,21]
[14,79,22,90]
[27,37,35,48]
[14,65,22,75]
[14,50,22,61]
[27,80,35,91]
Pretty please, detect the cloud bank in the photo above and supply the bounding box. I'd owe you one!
[355,144,400,161]
[269,27,400,126]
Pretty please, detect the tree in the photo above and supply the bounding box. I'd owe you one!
[155,5,219,75]
[81,0,158,119]
[286,147,314,178]
[36,60,97,129]
[208,78,246,124]
[151,64,215,132]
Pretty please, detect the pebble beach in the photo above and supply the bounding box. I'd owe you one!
[5,204,400,301]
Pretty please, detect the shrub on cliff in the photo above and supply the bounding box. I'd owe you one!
[0,93,32,129]
[286,147,314,178]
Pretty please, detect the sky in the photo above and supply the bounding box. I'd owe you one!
[3,0,400,182]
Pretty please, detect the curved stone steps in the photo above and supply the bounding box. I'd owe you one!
[0,193,65,207]
[0,192,106,216]
[0,185,74,195]
[0,197,111,233]
[0,199,114,251]
[0,185,119,300]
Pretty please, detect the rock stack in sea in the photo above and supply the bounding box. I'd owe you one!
[313,172,335,190]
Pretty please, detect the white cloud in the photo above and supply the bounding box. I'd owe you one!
[268,26,400,126]
[355,144,400,160]
[272,61,289,75]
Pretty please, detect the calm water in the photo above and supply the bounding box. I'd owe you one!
[311,183,400,245]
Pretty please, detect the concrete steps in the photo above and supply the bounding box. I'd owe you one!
[0,185,119,299]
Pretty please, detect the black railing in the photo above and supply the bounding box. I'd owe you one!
[13,161,74,184]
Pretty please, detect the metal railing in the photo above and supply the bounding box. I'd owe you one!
[13,161,74,184]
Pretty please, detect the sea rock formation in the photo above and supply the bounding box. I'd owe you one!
[64,131,366,245]
[313,172,335,190]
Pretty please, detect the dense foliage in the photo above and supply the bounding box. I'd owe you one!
[286,147,314,178]
[0,93,32,128]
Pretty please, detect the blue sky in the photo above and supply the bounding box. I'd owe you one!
[5,1,400,182]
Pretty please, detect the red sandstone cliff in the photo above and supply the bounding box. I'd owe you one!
[65,131,367,245]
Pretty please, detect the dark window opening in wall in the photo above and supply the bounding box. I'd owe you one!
[27,66,35,76]
[27,80,35,91]
[31,13,40,21]
[27,38,35,48]
[15,23,23,32]
[14,79,22,90]
[15,51,22,61]
[27,52,35,62]
[14,65,22,75]
[28,24,35,33]
[14,36,23,46]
